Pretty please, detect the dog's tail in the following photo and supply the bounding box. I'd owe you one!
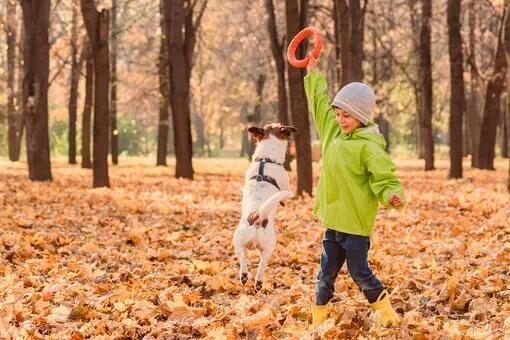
[247,190,293,226]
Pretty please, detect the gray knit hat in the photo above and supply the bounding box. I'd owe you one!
[332,82,376,125]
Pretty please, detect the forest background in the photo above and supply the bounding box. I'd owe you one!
[0,0,509,181]
[0,0,509,338]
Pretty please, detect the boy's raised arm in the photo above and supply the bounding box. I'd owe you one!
[304,67,340,147]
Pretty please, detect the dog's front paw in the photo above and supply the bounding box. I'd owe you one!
[240,273,248,285]
[247,212,260,225]
[255,280,263,291]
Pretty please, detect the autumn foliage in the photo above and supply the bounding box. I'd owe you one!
[0,158,509,338]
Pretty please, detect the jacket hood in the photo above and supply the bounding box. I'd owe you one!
[346,122,387,149]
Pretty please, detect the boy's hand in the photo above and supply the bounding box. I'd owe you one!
[389,194,403,208]
[307,53,318,73]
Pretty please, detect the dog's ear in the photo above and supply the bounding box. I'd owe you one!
[280,125,297,137]
[248,126,264,141]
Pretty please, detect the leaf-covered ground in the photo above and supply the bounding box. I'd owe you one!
[0,158,509,339]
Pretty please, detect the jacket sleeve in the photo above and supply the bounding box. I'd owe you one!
[364,146,406,208]
[304,70,340,148]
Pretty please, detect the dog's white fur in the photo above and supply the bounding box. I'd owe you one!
[233,125,294,289]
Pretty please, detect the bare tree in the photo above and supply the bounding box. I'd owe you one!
[6,0,22,161]
[503,0,510,192]
[477,7,507,170]
[162,0,207,179]
[20,0,52,181]
[265,0,289,128]
[286,0,313,195]
[466,1,482,167]
[157,0,170,166]
[419,0,435,170]
[247,74,266,159]
[333,0,366,85]
[265,0,294,170]
[110,0,119,165]
[333,0,350,86]
[447,0,464,179]
[81,40,93,169]
[68,0,80,165]
[81,0,110,187]
[349,0,363,81]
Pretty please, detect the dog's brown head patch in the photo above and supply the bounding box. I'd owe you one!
[248,123,297,142]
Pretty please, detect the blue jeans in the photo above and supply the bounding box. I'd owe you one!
[316,229,384,305]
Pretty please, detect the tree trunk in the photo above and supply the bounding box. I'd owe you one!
[240,128,248,157]
[219,121,225,150]
[408,0,423,157]
[503,0,510,191]
[157,0,169,166]
[163,0,206,179]
[286,0,313,195]
[447,0,464,179]
[371,28,378,85]
[21,0,52,181]
[68,0,79,165]
[467,1,482,167]
[16,21,25,157]
[6,0,21,161]
[374,115,390,152]
[193,111,205,155]
[81,0,110,187]
[166,0,193,179]
[419,0,435,170]
[110,0,119,165]
[265,0,289,127]
[248,74,266,159]
[478,8,508,170]
[502,108,508,157]
[240,102,250,157]
[81,40,93,169]
[333,0,351,86]
[265,0,292,170]
[349,0,363,81]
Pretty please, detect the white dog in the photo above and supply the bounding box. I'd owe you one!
[233,123,296,290]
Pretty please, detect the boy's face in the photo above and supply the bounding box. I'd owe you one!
[334,107,362,134]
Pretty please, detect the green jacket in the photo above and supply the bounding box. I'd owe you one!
[304,70,405,236]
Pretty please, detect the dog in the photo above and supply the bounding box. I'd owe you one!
[233,123,297,290]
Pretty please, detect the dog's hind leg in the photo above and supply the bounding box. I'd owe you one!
[234,244,249,285]
[238,250,249,285]
[254,241,276,290]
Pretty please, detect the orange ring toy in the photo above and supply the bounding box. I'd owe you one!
[287,27,323,68]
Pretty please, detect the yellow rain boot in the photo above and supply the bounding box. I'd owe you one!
[370,290,400,327]
[311,304,328,327]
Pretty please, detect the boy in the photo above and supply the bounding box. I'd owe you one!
[305,56,405,328]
